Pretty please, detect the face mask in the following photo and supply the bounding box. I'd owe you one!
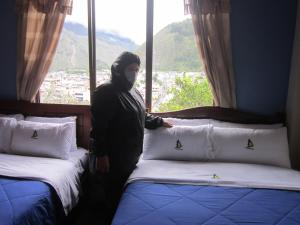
[124,70,137,85]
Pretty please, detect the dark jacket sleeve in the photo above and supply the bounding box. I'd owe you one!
[90,85,118,157]
[145,113,164,129]
[133,88,163,129]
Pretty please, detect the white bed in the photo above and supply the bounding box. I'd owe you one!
[129,159,300,191]
[112,108,300,225]
[112,159,300,225]
[0,148,88,214]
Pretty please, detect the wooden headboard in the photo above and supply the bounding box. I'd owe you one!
[0,102,284,149]
[0,101,91,149]
[153,106,285,124]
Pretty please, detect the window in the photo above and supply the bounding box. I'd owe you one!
[152,0,213,112]
[40,0,89,104]
[40,0,213,111]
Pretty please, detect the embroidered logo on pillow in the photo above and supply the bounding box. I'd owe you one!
[31,130,38,139]
[246,139,254,150]
[175,139,183,150]
[212,174,220,179]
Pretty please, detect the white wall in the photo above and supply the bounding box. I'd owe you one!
[287,0,300,170]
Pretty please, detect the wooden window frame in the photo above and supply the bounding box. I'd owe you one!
[145,0,154,112]
[88,0,96,100]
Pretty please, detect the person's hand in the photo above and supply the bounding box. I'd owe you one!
[163,120,173,128]
[96,155,110,173]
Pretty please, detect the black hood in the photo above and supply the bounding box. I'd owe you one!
[111,51,141,91]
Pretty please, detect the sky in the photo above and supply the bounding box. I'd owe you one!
[66,0,190,45]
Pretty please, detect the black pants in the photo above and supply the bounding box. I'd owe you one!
[100,167,134,224]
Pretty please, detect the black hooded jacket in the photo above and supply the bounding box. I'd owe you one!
[90,52,163,172]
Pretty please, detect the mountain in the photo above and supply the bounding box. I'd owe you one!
[63,22,137,50]
[49,22,138,72]
[136,19,203,72]
[50,19,203,72]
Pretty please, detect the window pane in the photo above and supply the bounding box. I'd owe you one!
[95,0,146,97]
[40,0,90,105]
[152,0,213,112]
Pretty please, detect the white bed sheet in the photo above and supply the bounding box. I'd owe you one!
[0,148,88,214]
[128,159,300,191]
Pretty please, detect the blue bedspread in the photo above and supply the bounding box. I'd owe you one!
[113,181,300,225]
[0,176,64,225]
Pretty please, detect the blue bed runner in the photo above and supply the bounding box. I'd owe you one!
[113,181,300,225]
[0,176,64,225]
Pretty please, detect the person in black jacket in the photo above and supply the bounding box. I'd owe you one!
[90,51,172,222]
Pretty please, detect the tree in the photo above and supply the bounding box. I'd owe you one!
[158,74,213,112]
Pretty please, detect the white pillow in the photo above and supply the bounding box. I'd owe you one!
[210,119,283,129]
[163,118,282,129]
[143,125,212,161]
[0,117,17,153]
[210,127,291,168]
[164,117,283,129]
[11,121,73,159]
[163,118,210,126]
[0,114,24,121]
[25,116,77,151]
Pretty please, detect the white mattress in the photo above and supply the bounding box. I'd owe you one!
[0,148,88,214]
[128,159,300,191]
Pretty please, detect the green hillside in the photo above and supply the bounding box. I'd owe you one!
[49,27,131,72]
[49,29,89,72]
[136,19,203,72]
[50,19,203,72]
